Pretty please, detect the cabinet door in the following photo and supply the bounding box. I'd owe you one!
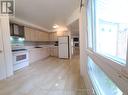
[53,32,58,41]
[51,33,54,41]
[25,27,49,41]
[29,48,50,63]
[46,32,50,41]
[24,27,31,41]
[50,32,57,41]
[49,33,53,41]
[53,48,56,56]
[41,32,45,41]
[45,32,49,41]
[50,47,58,57]
[50,48,54,56]
[43,32,49,41]
[30,29,34,41]
[35,30,40,41]
[38,31,43,41]
[33,29,38,41]
[30,29,38,41]
[54,47,58,57]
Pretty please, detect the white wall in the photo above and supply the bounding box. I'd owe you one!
[10,17,50,32]
[66,2,94,94]
[0,16,13,78]
[66,8,79,25]
[79,2,95,95]
[0,18,6,80]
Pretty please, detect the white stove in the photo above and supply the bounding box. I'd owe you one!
[12,45,29,71]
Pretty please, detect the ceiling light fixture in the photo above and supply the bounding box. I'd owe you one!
[53,24,59,29]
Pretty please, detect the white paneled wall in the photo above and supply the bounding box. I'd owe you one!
[0,16,13,80]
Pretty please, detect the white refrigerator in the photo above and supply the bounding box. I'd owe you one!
[58,36,69,59]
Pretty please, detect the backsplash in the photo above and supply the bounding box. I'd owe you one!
[11,36,57,47]
[10,36,24,46]
[24,41,50,46]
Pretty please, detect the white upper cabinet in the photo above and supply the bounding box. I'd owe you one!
[24,27,31,41]
[50,32,58,41]
[24,27,49,41]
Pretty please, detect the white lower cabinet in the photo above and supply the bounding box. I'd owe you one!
[29,48,50,64]
[28,47,58,64]
[50,47,58,57]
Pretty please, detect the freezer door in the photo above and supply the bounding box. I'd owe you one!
[59,43,69,58]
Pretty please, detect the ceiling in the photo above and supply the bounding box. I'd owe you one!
[15,0,80,31]
[68,19,79,36]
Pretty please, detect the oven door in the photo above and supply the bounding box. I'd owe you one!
[13,51,28,64]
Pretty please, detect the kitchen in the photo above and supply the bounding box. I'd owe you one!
[0,0,82,94]
[10,22,72,71]
[1,0,128,95]
[0,16,82,95]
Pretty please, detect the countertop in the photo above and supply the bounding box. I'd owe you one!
[25,45,58,50]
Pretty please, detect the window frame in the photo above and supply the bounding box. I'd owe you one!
[87,0,128,72]
[126,39,128,67]
[86,0,128,94]
[86,0,93,50]
[86,49,128,94]
[87,57,123,95]
[94,0,128,65]
[95,19,127,65]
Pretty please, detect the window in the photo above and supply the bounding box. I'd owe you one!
[86,0,128,94]
[87,0,93,48]
[88,57,123,95]
[95,0,128,64]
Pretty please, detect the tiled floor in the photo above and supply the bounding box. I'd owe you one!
[0,55,86,95]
